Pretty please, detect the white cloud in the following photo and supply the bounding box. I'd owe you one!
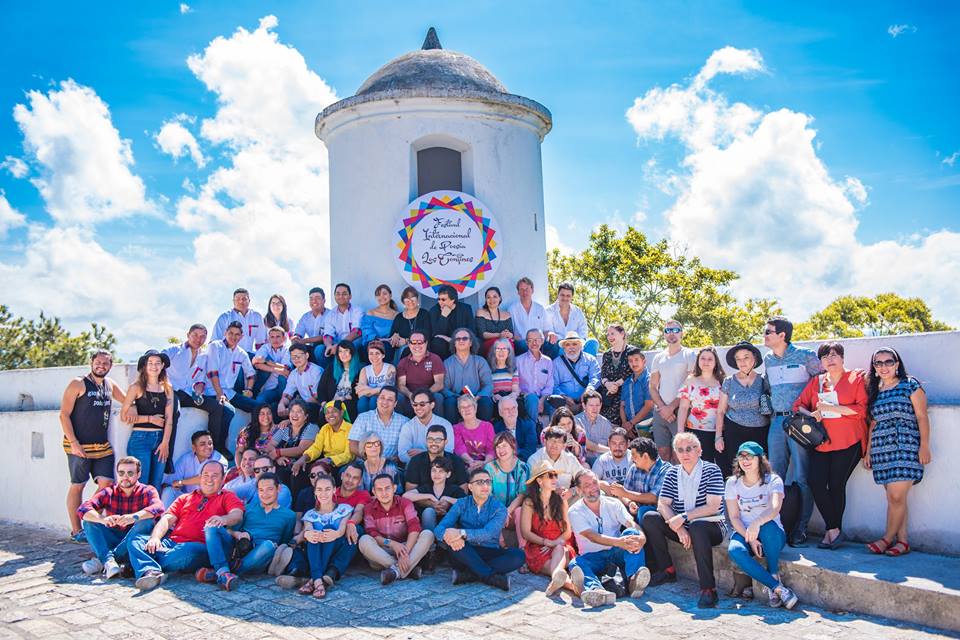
[179,3,191,14]
[693,46,765,89]
[0,192,26,237]
[155,118,207,167]
[888,24,917,38]
[942,151,959,167]
[1,156,28,178]
[546,224,574,255]
[626,47,960,326]
[12,80,154,225]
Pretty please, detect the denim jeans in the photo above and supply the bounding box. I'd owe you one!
[82,519,154,563]
[204,526,277,574]
[727,522,786,590]
[255,381,285,408]
[421,507,438,532]
[767,414,813,533]
[357,395,378,415]
[306,535,359,580]
[522,393,542,423]
[568,528,645,591]
[441,542,525,578]
[128,535,208,578]
[127,430,165,491]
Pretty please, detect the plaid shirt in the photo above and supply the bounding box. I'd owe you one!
[77,482,164,529]
[623,458,672,497]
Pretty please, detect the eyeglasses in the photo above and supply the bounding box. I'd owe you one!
[309,472,324,479]
[253,466,273,473]
[544,472,559,479]
[454,337,471,342]
[412,401,430,407]
[663,327,681,334]
[675,445,699,454]
[470,479,492,486]
[425,437,446,444]
[737,452,757,460]
[763,329,779,335]
[409,340,425,346]
[873,359,898,368]
[116,470,137,477]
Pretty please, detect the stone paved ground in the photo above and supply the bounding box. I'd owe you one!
[0,521,955,640]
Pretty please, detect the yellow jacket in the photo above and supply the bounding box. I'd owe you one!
[302,421,354,467]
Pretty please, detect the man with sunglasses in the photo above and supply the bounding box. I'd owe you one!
[128,459,244,591]
[441,328,494,422]
[78,456,164,578]
[396,331,446,416]
[226,454,292,508]
[649,320,697,462]
[398,390,454,464]
[435,467,525,591]
[763,315,822,547]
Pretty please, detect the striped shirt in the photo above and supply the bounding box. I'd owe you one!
[659,461,726,530]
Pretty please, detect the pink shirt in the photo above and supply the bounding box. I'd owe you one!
[453,420,496,461]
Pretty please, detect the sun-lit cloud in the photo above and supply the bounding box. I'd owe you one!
[1,156,28,178]
[155,116,207,167]
[887,24,917,38]
[942,151,959,167]
[0,192,26,238]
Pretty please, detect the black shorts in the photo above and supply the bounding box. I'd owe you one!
[66,453,115,484]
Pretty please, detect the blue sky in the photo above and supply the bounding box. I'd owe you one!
[1,1,958,355]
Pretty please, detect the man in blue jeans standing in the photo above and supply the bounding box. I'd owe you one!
[763,316,822,547]
[568,470,649,607]
[197,472,296,589]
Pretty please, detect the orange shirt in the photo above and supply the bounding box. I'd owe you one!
[793,370,868,453]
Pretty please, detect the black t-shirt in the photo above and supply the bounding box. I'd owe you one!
[405,452,468,488]
[415,482,466,500]
[295,486,314,513]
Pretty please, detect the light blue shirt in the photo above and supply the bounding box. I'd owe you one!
[553,352,601,399]
[435,495,508,548]
[764,343,822,412]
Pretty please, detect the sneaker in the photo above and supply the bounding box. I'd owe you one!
[81,558,103,576]
[628,566,651,599]
[103,558,121,580]
[648,567,677,587]
[275,575,308,590]
[268,544,293,576]
[451,568,477,586]
[135,571,166,591]
[483,573,510,591]
[217,571,238,591]
[69,530,88,544]
[380,567,399,586]
[408,566,423,581]
[194,567,217,584]
[788,530,808,548]
[582,588,615,607]
[569,564,585,595]
[697,588,719,609]
[776,584,799,610]
[119,563,134,579]
[602,577,626,599]
[768,586,783,608]
[545,568,568,596]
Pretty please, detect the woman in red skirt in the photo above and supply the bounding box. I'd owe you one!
[519,461,577,596]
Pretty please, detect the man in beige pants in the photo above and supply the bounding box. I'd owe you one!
[359,473,434,584]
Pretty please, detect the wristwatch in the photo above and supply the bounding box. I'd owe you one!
[132,513,141,522]
[460,529,467,539]
[681,513,690,523]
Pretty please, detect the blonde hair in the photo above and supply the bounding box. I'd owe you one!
[361,433,383,460]
[672,432,700,451]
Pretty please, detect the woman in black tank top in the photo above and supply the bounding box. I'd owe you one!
[120,350,174,490]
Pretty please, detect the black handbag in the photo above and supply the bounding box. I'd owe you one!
[785,412,829,449]
[758,375,773,417]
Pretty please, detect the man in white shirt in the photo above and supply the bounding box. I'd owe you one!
[278,344,323,424]
[506,277,546,356]
[204,323,256,453]
[293,287,331,365]
[213,288,266,355]
[527,426,586,497]
[568,470,649,607]
[251,327,292,408]
[397,390,454,464]
[648,319,697,462]
[322,283,363,366]
[543,282,598,358]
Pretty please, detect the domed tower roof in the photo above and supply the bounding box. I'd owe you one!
[317,28,552,137]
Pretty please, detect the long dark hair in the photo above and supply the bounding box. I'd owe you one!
[866,346,910,420]
[525,475,566,532]
[265,294,291,332]
[375,284,398,311]
[243,404,275,452]
[693,346,726,384]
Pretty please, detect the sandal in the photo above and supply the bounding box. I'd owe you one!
[312,582,326,599]
[298,579,315,595]
[885,541,910,557]
[866,538,892,554]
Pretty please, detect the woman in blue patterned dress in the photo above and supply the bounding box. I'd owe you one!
[863,347,931,557]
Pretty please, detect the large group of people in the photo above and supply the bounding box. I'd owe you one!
[60,280,932,609]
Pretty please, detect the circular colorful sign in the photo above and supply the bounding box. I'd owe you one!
[394,190,501,298]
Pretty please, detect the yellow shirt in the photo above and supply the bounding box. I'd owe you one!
[302,421,354,467]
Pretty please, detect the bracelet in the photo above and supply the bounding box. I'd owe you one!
[346,520,356,526]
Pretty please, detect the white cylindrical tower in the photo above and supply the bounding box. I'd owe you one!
[316,27,552,307]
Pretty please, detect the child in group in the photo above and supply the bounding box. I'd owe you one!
[403,457,465,531]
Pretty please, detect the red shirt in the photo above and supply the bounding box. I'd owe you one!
[167,489,245,543]
[77,482,164,529]
[397,354,445,390]
[363,496,421,542]
[793,370,868,453]
[334,488,370,508]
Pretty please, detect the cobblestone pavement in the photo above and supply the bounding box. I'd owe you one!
[0,522,954,640]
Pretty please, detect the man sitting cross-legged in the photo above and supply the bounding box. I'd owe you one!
[359,473,434,584]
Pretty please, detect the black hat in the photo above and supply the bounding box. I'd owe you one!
[725,341,762,370]
[137,349,171,371]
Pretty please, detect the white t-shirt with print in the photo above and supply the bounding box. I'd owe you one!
[724,474,784,529]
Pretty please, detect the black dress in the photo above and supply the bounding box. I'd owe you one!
[429,302,476,359]
[600,344,636,425]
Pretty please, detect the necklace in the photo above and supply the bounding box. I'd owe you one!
[609,346,625,370]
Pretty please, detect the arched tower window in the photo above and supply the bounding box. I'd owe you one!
[417,146,462,195]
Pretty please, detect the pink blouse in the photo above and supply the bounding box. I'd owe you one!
[454,420,496,461]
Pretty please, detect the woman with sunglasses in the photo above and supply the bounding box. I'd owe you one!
[677,347,725,464]
[863,347,930,557]
[793,342,868,549]
[519,461,577,596]
[725,441,798,609]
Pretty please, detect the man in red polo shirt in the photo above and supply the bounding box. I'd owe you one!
[396,331,446,416]
[128,460,244,591]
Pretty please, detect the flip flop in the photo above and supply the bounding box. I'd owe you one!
[866,538,892,554]
[298,579,315,595]
[312,582,327,598]
[885,541,910,557]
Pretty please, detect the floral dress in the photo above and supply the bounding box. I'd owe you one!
[678,382,721,432]
[869,377,924,485]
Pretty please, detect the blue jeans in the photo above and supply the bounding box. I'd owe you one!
[204,527,276,574]
[255,381,285,408]
[421,508,438,532]
[442,543,525,579]
[523,393,542,422]
[727,522,786,590]
[127,430,165,491]
[357,395,378,415]
[542,339,599,359]
[568,528,645,591]
[128,535,208,578]
[306,536,359,580]
[82,519,154,563]
[768,414,813,533]
[229,392,260,414]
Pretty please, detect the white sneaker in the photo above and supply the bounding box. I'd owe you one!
[628,566,651,598]
[135,571,166,591]
[103,558,121,579]
[81,558,103,576]
[546,568,568,596]
[582,588,616,608]
[776,584,799,610]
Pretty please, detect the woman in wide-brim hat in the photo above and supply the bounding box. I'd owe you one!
[120,350,175,491]
[518,461,577,596]
[716,341,769,477]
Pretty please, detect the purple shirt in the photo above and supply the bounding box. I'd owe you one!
[516,351,554,396]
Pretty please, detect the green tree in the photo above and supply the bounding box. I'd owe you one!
[0,304,118,370]
[793,293,953,340]
[547,225,775,349]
